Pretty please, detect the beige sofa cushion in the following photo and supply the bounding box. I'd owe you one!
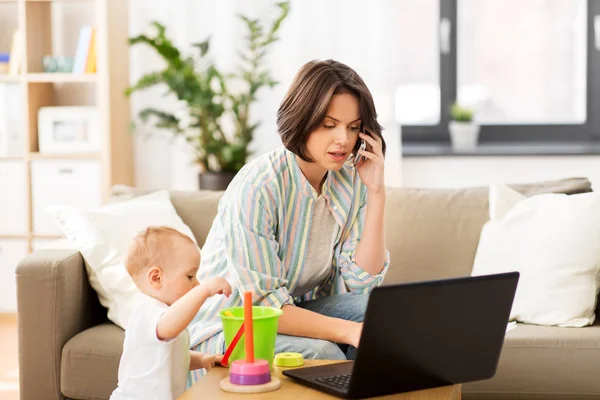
[464,321,600,399]
[167,190,224,248]
[61,323,124,400]
[110,186,224,248]
[382,177,592,285]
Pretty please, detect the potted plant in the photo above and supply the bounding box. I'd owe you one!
[449,102,480,152]
[126,2,290,190]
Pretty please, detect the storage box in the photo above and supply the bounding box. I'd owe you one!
[38,106,100,154]
[0,83,24,156]
[31,159,101,234]
[0,161,27,234]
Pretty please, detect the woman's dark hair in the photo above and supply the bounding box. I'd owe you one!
[277,59,386,162]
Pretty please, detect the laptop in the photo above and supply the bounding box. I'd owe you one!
[283,272,519,399]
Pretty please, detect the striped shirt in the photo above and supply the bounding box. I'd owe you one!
[188,146,390,384]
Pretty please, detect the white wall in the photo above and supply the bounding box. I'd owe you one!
[402,156,600,190]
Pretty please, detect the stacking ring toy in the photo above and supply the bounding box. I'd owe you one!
[220,292,281,393]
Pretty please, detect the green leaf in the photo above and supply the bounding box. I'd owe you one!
[124,72,163,96]
[138,108,182,132]
[129,24,184,69]
[192,38,211,57]
[268,2,290,37]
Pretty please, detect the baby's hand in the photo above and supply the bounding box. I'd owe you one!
[201,277,232,298]
[201,353,223,371]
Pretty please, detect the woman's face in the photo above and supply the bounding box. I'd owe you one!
[306,93,361,171]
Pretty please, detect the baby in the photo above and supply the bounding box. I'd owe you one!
[110,226,232,400]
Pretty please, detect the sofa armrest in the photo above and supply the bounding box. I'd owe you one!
[16,249,94,400]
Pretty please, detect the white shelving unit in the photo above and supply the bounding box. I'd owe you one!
[0,0,133,313]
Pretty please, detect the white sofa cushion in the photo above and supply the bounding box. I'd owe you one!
[471,184,600,327]
[47,190,198,329]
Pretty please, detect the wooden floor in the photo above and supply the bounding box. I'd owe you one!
[0,316,18,400]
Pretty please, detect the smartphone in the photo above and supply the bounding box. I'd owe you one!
[354,139,366,166]
[353,125,368,166]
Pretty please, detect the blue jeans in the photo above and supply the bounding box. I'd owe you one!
[274,293,368,360]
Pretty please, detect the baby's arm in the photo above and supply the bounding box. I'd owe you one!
[189,350,223,371]
[156,277,231,341]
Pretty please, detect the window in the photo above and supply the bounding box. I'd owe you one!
[401,0,600,143]
[394,0,440,125]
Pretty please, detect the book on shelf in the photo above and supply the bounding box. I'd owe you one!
[73,26,96,74]
[8,29,22,75]
[85,28,97,74]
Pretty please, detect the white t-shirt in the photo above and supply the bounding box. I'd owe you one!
[110,293,191,400]
[291,195,338,297]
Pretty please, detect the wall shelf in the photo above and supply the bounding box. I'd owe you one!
[25,0,93,2]
[26,73,96,83]
[28,152,100,159]
[32,234,63,239]
[0,75,21,82]
[0,156,25,160]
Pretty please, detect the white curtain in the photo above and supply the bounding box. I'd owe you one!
[129,0,403,190]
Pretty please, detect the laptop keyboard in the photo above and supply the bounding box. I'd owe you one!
[316,373,352,390]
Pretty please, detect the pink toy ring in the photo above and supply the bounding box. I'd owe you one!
[230,359,269,376]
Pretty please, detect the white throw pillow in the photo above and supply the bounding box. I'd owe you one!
[471,184,600,327]
[47,190,198,329]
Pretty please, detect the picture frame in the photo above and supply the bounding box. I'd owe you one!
[38,106,100,154]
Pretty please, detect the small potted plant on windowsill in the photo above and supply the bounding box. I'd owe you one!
[449,102,479,152]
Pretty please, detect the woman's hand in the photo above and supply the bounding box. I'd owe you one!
[351,322,363,348]
[342,321,363,348]
[338,321,363,348]
[356,132,385,194]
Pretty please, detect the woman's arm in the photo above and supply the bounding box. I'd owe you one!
[353,190,386,275]
[278,305,362,347]
[331,133,389,292]
[353,132,388,274]
[334,194,390,293]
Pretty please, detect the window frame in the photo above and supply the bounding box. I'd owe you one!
[402,0,600,144]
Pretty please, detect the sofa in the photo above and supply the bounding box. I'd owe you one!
[16,177,600,400]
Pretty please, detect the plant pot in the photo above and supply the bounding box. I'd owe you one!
[198,172,237,191]
[449,121,480,152]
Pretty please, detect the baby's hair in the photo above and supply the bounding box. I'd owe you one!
[125,226,195,277]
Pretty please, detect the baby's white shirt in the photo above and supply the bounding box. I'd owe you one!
[110,293,190,400]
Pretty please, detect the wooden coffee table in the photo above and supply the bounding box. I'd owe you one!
[179,360,461,399]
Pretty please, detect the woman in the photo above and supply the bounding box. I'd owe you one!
[189,59,390,382]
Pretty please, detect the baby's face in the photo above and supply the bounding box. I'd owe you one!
[158,237,201,306]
